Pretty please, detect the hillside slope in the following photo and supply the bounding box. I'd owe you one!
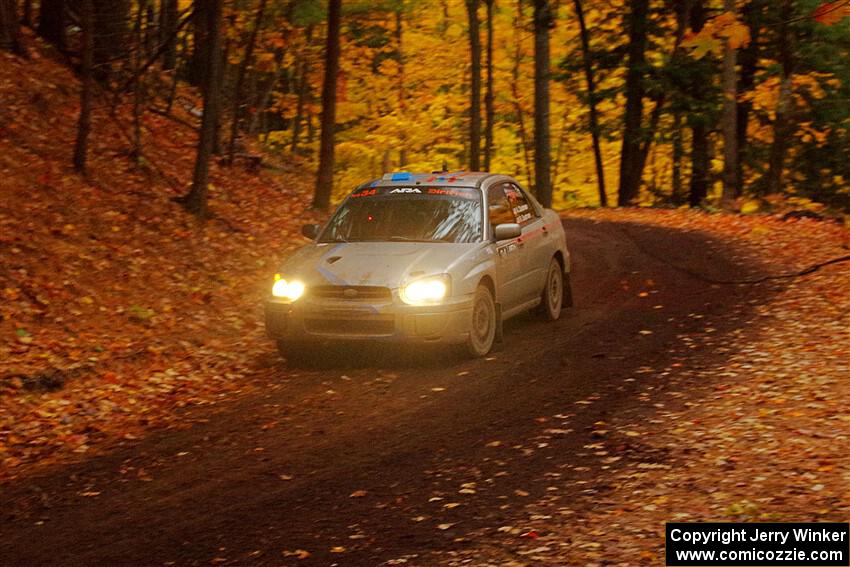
[0,40,317,478]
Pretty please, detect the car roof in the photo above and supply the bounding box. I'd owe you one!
[356,171,504,191]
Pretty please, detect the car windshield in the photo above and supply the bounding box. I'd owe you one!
[319,186,482,244]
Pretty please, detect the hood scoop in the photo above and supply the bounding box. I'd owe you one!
[326,256,342,264]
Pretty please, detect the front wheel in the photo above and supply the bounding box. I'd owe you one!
[276,339,308,362]
[466,285,496,357]
[540,258,564,321]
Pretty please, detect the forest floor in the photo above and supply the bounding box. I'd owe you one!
[2,36,850,566]
[439,209,850,565]
[0,40,321,481]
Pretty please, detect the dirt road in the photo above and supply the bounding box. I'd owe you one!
[1,218,769,566]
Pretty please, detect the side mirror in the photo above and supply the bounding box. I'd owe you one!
[301,224,320,239]
[493,223,522,241]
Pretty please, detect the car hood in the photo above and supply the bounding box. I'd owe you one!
[279,241,485,289]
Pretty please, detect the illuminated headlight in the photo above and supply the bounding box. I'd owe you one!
[272,275,305,301]
[401,275,450,305]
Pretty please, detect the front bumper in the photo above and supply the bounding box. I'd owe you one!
[265,294,474,345]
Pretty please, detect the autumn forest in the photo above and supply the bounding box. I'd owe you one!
[2,0,850,214]
[2,0,850,565]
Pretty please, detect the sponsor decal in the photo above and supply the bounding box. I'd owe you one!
[349,187,478,199]
[497,242,519,257]
[426,187,477,199]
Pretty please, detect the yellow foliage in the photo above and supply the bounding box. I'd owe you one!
[740,199,761,215]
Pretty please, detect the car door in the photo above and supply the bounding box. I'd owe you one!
[503,182,550,302]
[486,183,524,311]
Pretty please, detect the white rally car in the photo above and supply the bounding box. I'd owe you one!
[265,171,571,357]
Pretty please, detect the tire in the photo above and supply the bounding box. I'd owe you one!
[276,339,307,362]
[540,258,564,321]
[466,285,497,357]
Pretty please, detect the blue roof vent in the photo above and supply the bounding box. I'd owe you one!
[382,171,412,182]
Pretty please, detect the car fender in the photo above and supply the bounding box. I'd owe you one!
[451,244,498,301]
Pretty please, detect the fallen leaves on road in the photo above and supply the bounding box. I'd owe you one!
[424,208,850,564]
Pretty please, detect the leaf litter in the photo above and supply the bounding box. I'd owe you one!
[0,46,318,481]
[423,208,849,564]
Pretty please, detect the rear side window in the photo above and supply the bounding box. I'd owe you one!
[503,183,537,225]
[487,185,516,229]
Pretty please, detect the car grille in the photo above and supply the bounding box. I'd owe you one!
[304,318,395,336]
[309,285,392,302]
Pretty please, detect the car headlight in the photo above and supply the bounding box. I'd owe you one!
[272,275,305,301]
[401,275,450,305]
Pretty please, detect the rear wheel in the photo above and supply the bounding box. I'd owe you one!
[540,258,564,321]
[466,285,496,357]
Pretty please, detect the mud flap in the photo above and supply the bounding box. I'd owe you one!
[495,302,504,342]
[563,272,574,308]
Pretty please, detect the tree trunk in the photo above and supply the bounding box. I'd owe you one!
[736,0,761,191]
[533,0,552,206]
[22,0,32,27]
[166,48,180,113]
[249,72,276,135]
[688,0,710,207]
[465,0,482,171]
[573,0,606,207]
[73,0,95,173]
[132,0,144,159]
[483,0,494,172]
[181,0,223,219]
[617,0,649,206]
[37,0,65,50]
[313,0,342,210]
[288,25,313,152]
[188,1,210,86]
[0,0,26,55]
[212,34,228,156]
[765,76,793,194]
[160,0,178,69]
[672,110,684,205]
[289,69,305,149]
[144,2,156,58]
[226,0,267,165]
[93,0,130,72]
[396,7,407,167]
[511,0,532,186]
[307,110,315,144]
[719,0,738,206]
[689,123,710,206]
[765,0,794,195]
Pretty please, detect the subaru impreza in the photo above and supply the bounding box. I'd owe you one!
[265,172,571,358]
